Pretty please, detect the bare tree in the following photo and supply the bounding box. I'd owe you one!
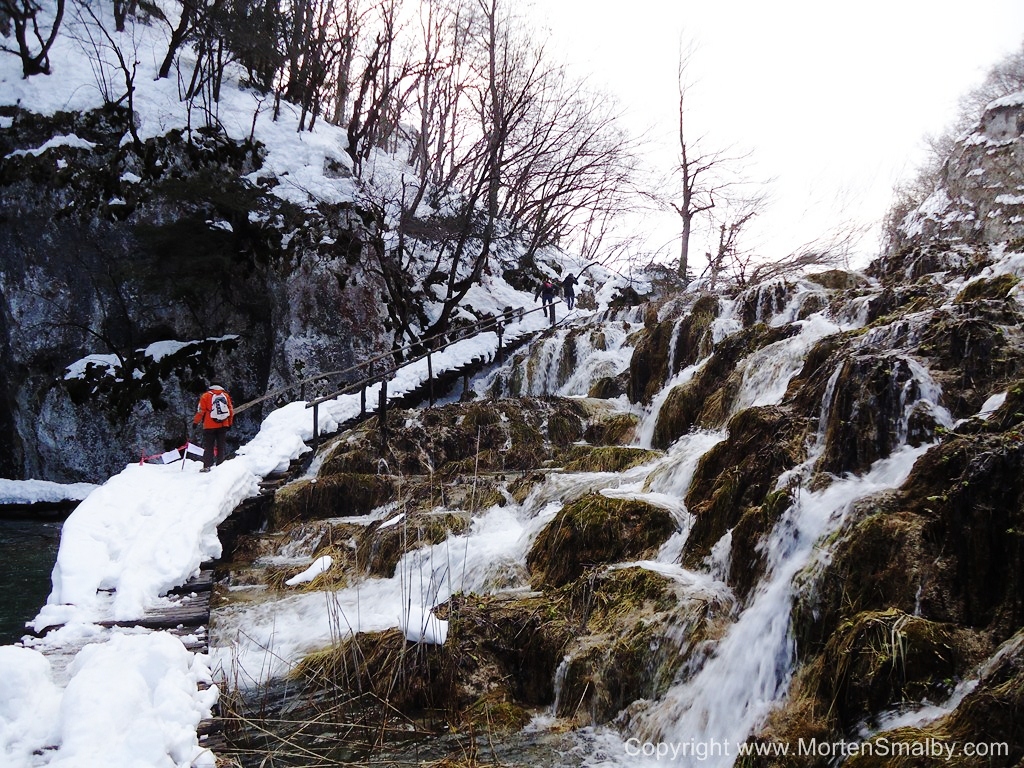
[703,189,768,290]
[499,73,642,266]
[747,223,864,285]
[668,42,748,282]
[112,0,135,32]
[0,0,65,76]
[157,0,195,79]
[345,0,415,172]
[329,0,367,126]
[69,0,141,146]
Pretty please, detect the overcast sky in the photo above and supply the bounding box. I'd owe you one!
[533,0,1024,270]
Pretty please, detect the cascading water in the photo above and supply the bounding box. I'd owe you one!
[480,314,637,398]
[600,315,955,766]
[621,443,935,766]
[214,290,970,768]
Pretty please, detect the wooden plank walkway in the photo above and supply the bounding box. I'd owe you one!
[95,566,216,653]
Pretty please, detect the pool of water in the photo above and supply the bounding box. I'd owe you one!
[0,518,61,645]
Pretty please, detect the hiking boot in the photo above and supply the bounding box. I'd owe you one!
[200,467,211,473]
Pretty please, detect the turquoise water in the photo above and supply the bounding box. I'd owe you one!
[0,519,61,645]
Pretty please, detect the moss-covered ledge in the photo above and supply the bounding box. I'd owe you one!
[527,493,676,588]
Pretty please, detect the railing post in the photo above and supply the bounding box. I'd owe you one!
[312,403,319,453]
[427,350,434,406]
[378,376,388,433]
[496,321,505,363]
[360,384,366,417]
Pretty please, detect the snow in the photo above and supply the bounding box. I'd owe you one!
[0,289,554,766]
[284,555,332,586]
[987,89,1024,109]
[0,479,97,505]
[5,133,97,158]
[0,636,217,768]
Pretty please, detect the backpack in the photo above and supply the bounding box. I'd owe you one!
[210,391,232,422]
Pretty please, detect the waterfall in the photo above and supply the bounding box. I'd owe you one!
[731,314,843,414]
[478,316,635,398]
[634,358,709,449]
[212,282,971,767]
[622,443,932,766]
[613,339,955,766]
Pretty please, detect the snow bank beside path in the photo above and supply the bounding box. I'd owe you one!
[0,637,217,768]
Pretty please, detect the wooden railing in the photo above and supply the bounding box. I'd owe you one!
[233,299,563,450]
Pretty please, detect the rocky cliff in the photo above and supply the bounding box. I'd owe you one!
[0,105,389,482]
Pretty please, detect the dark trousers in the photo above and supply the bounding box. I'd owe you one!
[542,295,555,322]
[564,291,575,310]
[202,428,228,468]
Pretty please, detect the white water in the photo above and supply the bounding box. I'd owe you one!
[215,285,955,768]
[479,315,635,398]
[624,443,931,766]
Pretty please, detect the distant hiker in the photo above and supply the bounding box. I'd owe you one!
[535,279,557,323]
[562,272,578,310]
[193,383,234,472]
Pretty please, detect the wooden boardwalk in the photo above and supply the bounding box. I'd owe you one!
[95,565,216,653]
[15,313,557,758]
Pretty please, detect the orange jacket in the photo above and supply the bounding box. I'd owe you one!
[194,386,234,429]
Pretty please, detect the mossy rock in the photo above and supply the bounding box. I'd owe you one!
[819,609,971,729]
[900,434,1024,634]
[727,490,793,600]
[793,503,926,658]
[270,473,396,525]
[583,412,639,446]
[563,565,679,632]
[805,269,869,291]
[739,280,793,326]
[682,406,805,570]
[627,295,721,405]
[650,323,799,448]
[508,472,545,504]
[843,631,1024,767]
[461,692,531,732]
[911,307,1023,418]
[554,567,728,725]
[588,374,627,399]
[527,494,676,588]
[443,592,574,706]
[319,433,380,475]
[291,592,575,726]
[555,622,675,724]
[290,628,455,716]
[357,510,471,577]
[317,398,590,478]
[796,430,1024,657]
[548,408,586,447]
[816,353,939,476]
[954,272,1019,303]
[561,445,661,473]
[784,332,852,416]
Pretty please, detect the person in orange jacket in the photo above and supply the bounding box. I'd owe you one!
[193,383,234,472]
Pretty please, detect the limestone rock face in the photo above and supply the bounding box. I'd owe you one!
[0,107,388,481]
[877,91,1024,281]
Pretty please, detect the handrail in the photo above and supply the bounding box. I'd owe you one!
[304,300,559,409]
[232,302,551,416]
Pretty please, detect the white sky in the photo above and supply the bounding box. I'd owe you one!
[535,0,1024,268]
